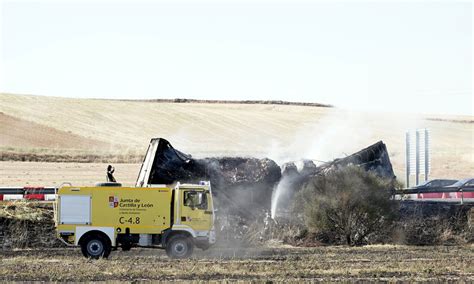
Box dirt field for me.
[0,245,472,281]
[1,93,473,184]
[0,112,109,150]
[0,161,139,187]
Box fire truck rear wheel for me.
[81,235,111,259]
[166,234,194,259]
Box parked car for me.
[446,178,474,199]
[413,179,458,199]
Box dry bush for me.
[395,204,473,245]
[0,201,62,249]
[293,166,398,246]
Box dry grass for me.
[0,245,472,281]
[0,201,62,249]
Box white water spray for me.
[270,173,296,219]
[270,182,283,219]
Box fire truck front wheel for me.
[166,234,194,259]
[80,234,111,259]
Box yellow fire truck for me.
[54,139,216,259]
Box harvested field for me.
[0,245,473,281]
[0,112,109,150]
[0,200,472,281]
[1,93,473,183]
[0,161,139,187]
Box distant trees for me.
[293,166,398,245]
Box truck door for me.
[179,190,212,231]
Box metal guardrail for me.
[0,187,57,195]
[394,186,474,205]
[394,186,474,195]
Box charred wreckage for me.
[145,138,395,217]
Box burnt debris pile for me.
[319,141,395,179]
[199,157,281,215]
[147,139,281,215]
[284,141,395,180]
[146,139,394,216]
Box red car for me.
[414,179,457,199]
[448,178,474,199]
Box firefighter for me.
[106,165,117,182]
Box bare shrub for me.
[293,166,398,245]
[396,203,473,245]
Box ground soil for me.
[0,245,472,281]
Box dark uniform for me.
[106,165,116,182]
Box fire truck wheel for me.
[81,235,111,259]
[166,234,194,259]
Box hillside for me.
[0,93,472,183]
[0,112,109,150]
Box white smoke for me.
[268,110,375,219]
[267,110,375,165]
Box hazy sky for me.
[1,1,472,115]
